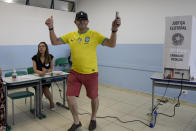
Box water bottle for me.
[12,69,17,80]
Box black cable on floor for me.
[152,80,169,112]
[78,112,151,127]
[158,73,184,118]
[158,104,177,117]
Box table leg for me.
[35,85,39,117]
[56,78,69,110]
[150,80,157,128]
[5,85,8,126]
[38,81,46,119]
[4,85,11,131]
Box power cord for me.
[149,73,184,128]
[54,82,63,99]
[152,80,170,113]
[157,73,184,117]
[148,80,170,128]
[176,73,184,107]
[78,112,151,127]
[157,85,169,103]
[85,72,151,128]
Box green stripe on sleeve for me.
[101,38,107,46]
[60,37,66,44]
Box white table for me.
[3,74,40,126]
[3,71,69,124]
[35,71,69,118]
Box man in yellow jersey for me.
[45,11,121,131]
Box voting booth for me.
[163,16,196,80]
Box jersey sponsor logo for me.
[78,38,82,42]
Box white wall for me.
[77,0,196,44]
[0,2,76,45]
[1,0,196,45]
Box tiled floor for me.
[6,83,196,131]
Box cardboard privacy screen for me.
[163,15,196,80]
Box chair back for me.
[55,57,69,66]
[27,67,34,74]
[5,71,27,77]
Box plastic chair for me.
[27,67,34,74]
[5,71,27,77]
[55,57,70,73]
[6,71,30,104]
[5,70,35,125]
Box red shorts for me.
[66,70,98,99]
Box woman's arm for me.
[33,61,46,76]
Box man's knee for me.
[90,96,99,102]
[66,95,75,103]
[66,95,70,102]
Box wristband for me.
[112,30,118,33]
[49,28,53,30]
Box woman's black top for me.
[32,54,53,88]
[32,54,53,71]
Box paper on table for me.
[3,75,40,83]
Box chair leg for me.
[30,96,32,111]
[42,95,44,111]
[25,88,29,104]
[12,99,15,125]
[34,95,36,118]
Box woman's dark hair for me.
[37,42,51,64]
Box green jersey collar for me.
[78,28,89,34]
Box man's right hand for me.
[45,16,63,45]
[45,16,54,29]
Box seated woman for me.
[32,42,54,110]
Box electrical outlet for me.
[182,90,188,95]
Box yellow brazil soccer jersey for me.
[60,29,107,74]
